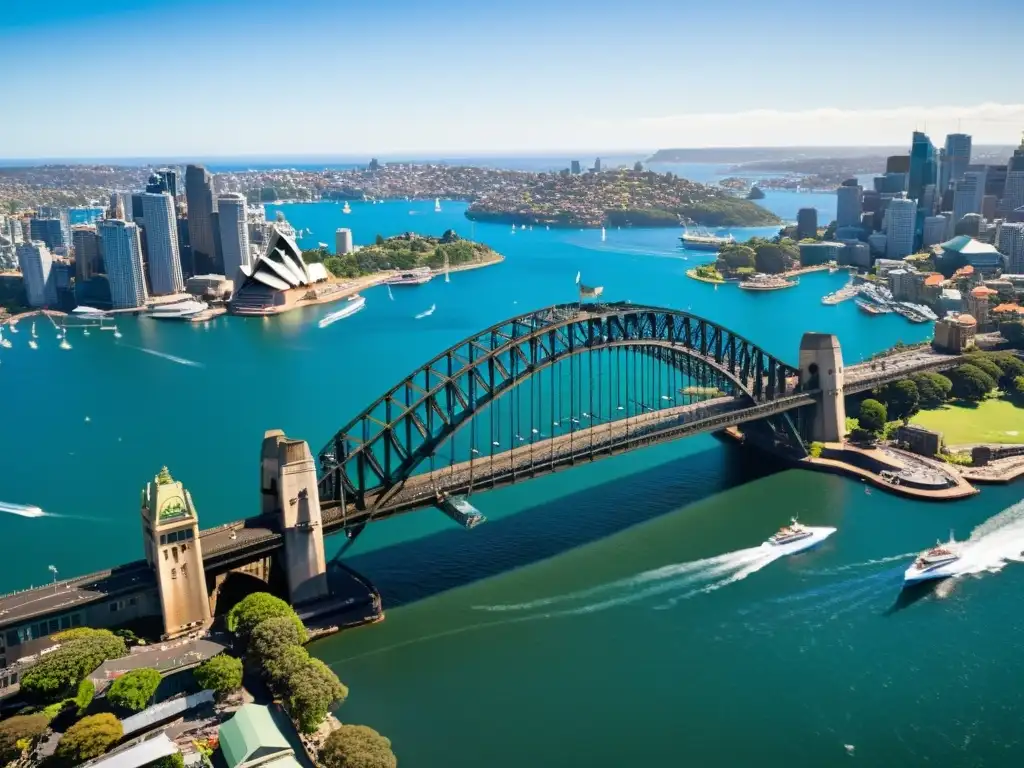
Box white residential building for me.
[140,192,184,295]
[217,193,251,291]
[16,241,57,307]
[886,197,916,259]
[99,219,149,309]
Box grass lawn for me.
[911,397,1024,445]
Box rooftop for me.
[940,235,1000,255]
[219,704,293,768]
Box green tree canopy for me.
[717,244,756,272]
[265,644,312,693]
[107,668,161,712]
[75,678,95,716]
[286,658,349,734]
[250,615,309,668]
[877,379,920,422]
[226,592,304,644]
[320,724,397,768]
[961,354,1003,384]
[21,629,127,702]
[55,713,122,764]
[948,363,996,402]
[971,352,1024,391]
[999,321,1024,347]
[375,234,385,245]
[194,654,243,697]
[753,243,794,274]
[911,372,952,409]
[858,398,888,434]
[145,753,185,768]
[0,713,50,764]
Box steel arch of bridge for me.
[317,302,800,510]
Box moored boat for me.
[147,299,208,321]
[386,266,433,286]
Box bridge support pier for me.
[799,333,846,444]
[261,430,329,605]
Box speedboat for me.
[764,518,836,553]
[904,533,962,584]
[318,295,366,328]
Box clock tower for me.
[141,467,211,638]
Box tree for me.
[877,379,920,422]
[1012,375,1024,400]
[194,654,243,697]
[107,668,161,712]
[717,244,756,272]
[250,616,308,668]
[858,399,887,434]
[55,713,122,764]
[962,354,1003,384]
[21,629,127,702]
[911,372,952,409]
[226,592,305,644]
[999,321,1024,347]
[0,713,50,764]
[948,363,996,402]
[146,754,185,768]
[977,352,1024,390]
[75,678,95,716]
[286,658,348,734]
[753,243,793,274]
[265,645,311,693]
[320,725,397,768]
[375,234,386,246]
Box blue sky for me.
[2,0,1022,158]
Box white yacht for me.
[28,339,38,350]
[73,306,107,319]
[434,197,441,212]
[768,518,814,546]
[904,533,962,584]
[147,299,208,321]
[765,518,836,553]
[318,295,366,328]
[342,201,352,214]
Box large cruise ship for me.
[147,299,208,320]
[679,227,736,251]
[386,266,433,286]
[904,533,962,584]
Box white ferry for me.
[386,266,433,286]
[765,518,837,553]
[904,533,962,584]
[147,299,208,321]
[318,295,366,328]
[679,227,736,251]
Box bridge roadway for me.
[843,347,965,394]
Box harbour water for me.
[2,193,1020,766]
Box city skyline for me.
[1,0,1022,157]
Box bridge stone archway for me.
[316,302,807,515]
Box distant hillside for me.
[645,145,1016,165]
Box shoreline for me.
[685,268,726,285]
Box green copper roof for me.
[218,704,291,768]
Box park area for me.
[911,397,1024,446]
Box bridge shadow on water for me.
[340,439,788,609]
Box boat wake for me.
[474,533,833,617]
[0,501,48,518]
[940,498,1024,578]
[122,344,204,368]
[415,304,436,319]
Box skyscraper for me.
[886,197,916,259]
[1003,138,1024,215]
[998,222,1024,273]
[185,164,219,272]
[570,160,581,175]
[36,207,71,250]
[908,131,936,203]
[217,193,251,290]
[72,225,102,281]
[335,228,354,255]
[940,133,972,192]
[29,218,66,252]
[796,207,818,239]
[16,241,57,307]
[141,192,184,295]
[99,219,149,309]
[836,184,863,229]
[922,215,949,249]
[953,170,987,225]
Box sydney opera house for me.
[230,226,334,315]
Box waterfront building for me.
[933,313,976,352]
[841,241,871,268]
[998,222,1024,273]
[940,133,972,192]
[99,219,149,309]
[140,192,185,295]
[16,241,57,307]
[72,225,102,281]
[953,170,986,224]
[335,228,354,255]
[29,217,66,253]
[885,197,916,259]
[217,193,251,292]
[836,184,862,229]
[230,226,329,315]
[799,242,843,266]
[796,208,818,240]
[185,164,220,273]
[186,274,233,301]
[922,215,949,248]
[888,269,915,300]
[908,131,937,203]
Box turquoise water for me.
[4,195,1020,767]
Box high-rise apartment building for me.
[72,225,102,280]
[145,168,179,197]
[953,170,987,225]
[216,193,251,290]
[185,164,220,273]
[99,219,149,309]
[16,241,57,307]
[922,215,949,248]
[908,131,936,203]
[796,207,818,239]
[999,222,1024,273]
[836,184,863,229]
[886,197,916,259]
[335,228,354,254]
[36,207,71,250]
[140,192,184,295]
[939,133,972,191]
[29,218,66,252]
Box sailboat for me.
[434,198,441,212]
[0,328,10,349]
[8,322,17,333]
[113,326,122,339]
[31,321,37,339]
[59,334,71,350]
[342,201,352,214]
[601,226,607,242]
[444,252,451,283]
[28,339,38,350]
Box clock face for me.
[159,496,188,521]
